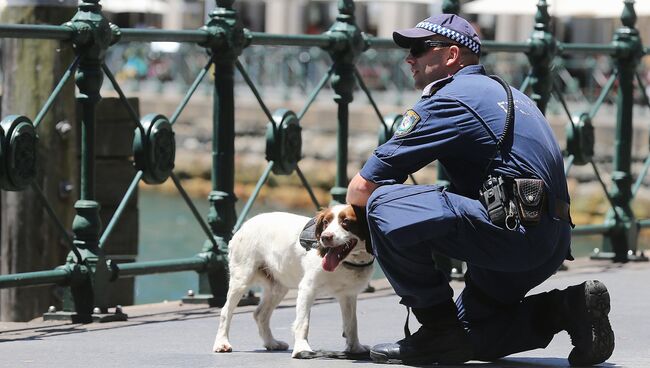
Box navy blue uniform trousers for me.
[366,184,571,360]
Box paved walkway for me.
[1,257,649,368]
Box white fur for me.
[212,204,374,357]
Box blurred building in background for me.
[0,0,643,44]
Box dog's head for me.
[314,204,373,272]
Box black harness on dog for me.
[299,217,374,268]
[299,217,318,251]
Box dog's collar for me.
[342,258,375,269]
[300,216,374,269]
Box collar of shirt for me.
[421,64,487,97]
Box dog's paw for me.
[213,339,233,353]
[291,340,313,358]
[345,343,370,354]
[264,340,289,351]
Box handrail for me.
[117,257,207,278]
[0,24,71,40]
[0,268,71,289]
[119,29,208,43]
[0,25,622,56]
[250,32,332,47]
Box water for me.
[135,190,623,305]
[135,190,210,304]
[136,189,312,304]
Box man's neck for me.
[420,64,480,96]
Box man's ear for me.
[445,45,461,67]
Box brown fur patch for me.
[338,205,366,240]
[314,208,335,241]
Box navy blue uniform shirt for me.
[360,64,569,205]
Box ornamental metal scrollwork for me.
[133,114,175,184]
[0,115,38,191]
[377,114,403,146]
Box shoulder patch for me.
[394,109,420,137]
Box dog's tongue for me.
[322,247,345,272]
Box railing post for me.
[195,0,246,306]
[599,0,644,262]
[526,0,556,113]
[60,0,118,321]
[326,0,367,204]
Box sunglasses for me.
[409,40,458,58]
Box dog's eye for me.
[322,219,329,226]
[341,219,352,228]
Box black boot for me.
[562,280,615,366]
[533,280,615,366]
[369,300,473,365]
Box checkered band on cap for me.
[415,21,481,55]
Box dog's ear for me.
[314,208,328,240]
[314,208,329,257]
[351,205,374,255]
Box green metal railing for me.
[0,0,649,322]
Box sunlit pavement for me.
[1,257,648,368]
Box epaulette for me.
[423,75,454,98]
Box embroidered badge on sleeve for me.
[394,109,421,137]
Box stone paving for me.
[0,257,649,368]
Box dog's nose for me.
[320,232,333,243]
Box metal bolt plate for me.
[0,115,37,191]
[265,109,301,176]
[565,113,594,166]
[134,114,175,184]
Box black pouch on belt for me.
[479,175,511,227]
[512,178,545,226]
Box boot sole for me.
[370,347,472,365]
[568,280,615,366]
[369,350,400,364]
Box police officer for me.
[346,14,614,366]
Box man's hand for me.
[346,173,379,207]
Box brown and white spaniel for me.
[213,204,374,358]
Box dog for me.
[212,204,375,357]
